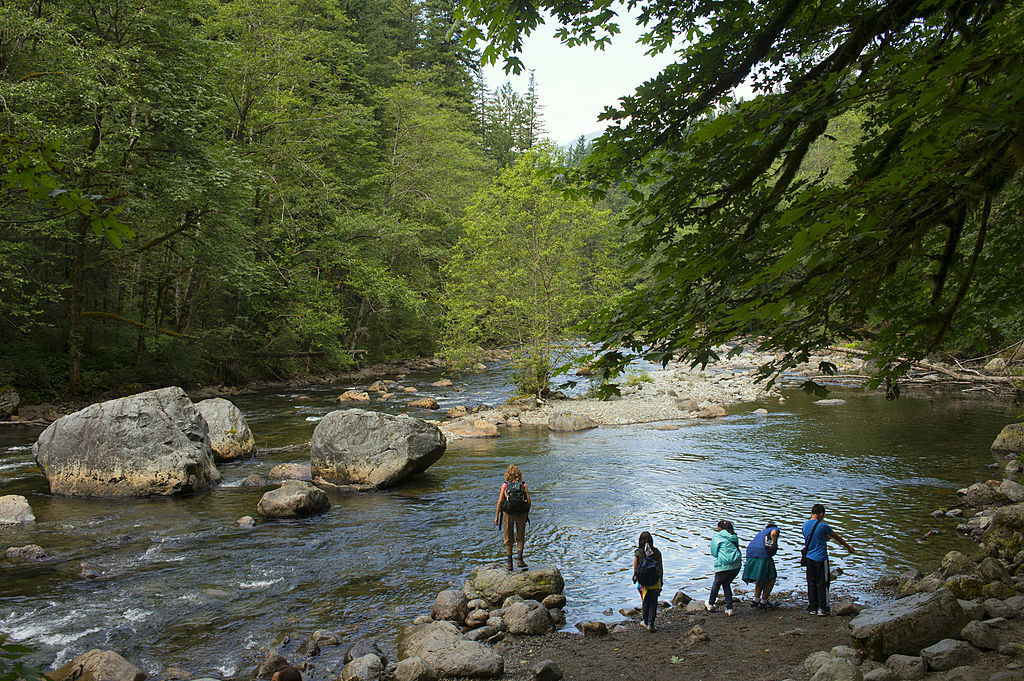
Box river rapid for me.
[0,365,1017,677]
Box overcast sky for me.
[481,14,679,147]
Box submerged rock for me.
[196,398,256,462]
[5,544,47,562]
[310,409,445,489]
[33,387,220,497]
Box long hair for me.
[638,531,654,551]
[504,464,523,482]
[717,519,735,534]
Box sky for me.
[481,14,679,147]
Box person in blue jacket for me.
[742,521,780,608]
[803,503,854,615]
[705,519,742,615]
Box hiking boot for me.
[516,554,528,568]
[647,623,656,633]
[505,557,514,571]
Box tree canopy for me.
[458,0,1024,388]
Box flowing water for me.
[0,366,1017,676]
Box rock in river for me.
[993,423,1024,458]
[50,649,147,681]
[257,480,330,518]
[0,494,35,524]
[310,409,445,489]
[32,387,220,497]
[195,398,256,462]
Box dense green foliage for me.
[0,0,565,398]
[459,0,1024,388]
[442,145,620,395]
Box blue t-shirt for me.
[746,525,780,559]
[802,518,832,562]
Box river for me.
[0,365,1016,677]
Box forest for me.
[0,0,575,400]
[3,0,1023,403]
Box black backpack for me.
[636,553,660,586]
[503,481,530,513]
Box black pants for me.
[806,558,829,612]
[642,589,660,626]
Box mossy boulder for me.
[981,503,1024,560]
[993,423,1024,458]
[982,581,1016,600]
[945,575,985,600]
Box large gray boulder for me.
[0,386,19,420]
[33,387,220,497]
[256,480,330,518]
[397,621,502,678]
[993,423,1024,458]
[0,494,35,524]
[850,589,970,660]
[462,565,564,605]
[310,409,445,489]
[195,398,255,462]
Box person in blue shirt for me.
[802,503,854,615]
[742,521,780,608]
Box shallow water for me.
[0,369,1017,676]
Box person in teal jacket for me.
[705,519,742,615]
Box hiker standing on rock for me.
[495,463,531,571]
[802,503,854,616]
[632,531,664,632]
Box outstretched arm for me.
[828,531,854,553]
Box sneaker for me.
[816,609,828,616]
[505,558,513,571]
[704,600,716,612]
[725,609,734,616]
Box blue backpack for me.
[637,553,660,586]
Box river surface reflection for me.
[0,371,1016,676]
